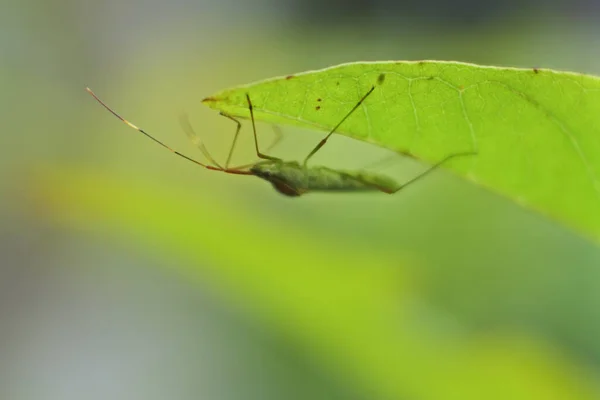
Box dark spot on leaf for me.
[316,106,321,111]
[317,98,322,102]
[427,76,434,80]
[336,81,340,86]
[201,96,219,103]
[533,68,540,74]
[286,75,295,80]
[377,73,386,85]
[418,61,425,65]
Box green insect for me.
[86,83,473,197]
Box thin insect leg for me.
[303,85,376,167]
[179,113,224,169]
[86,87,253,176]
[265,125,284,153]
[226,125,283,170]
[180,113,256,175]
[219,113,242,168]
[360,153,400,171]
[383,151,476,194]
[246,93,281,162]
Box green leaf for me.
[202,61,600,242]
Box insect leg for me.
[179,113,224,169]
[302,85,376,167]
[246,94,281,162]
[224,125,285,170]
[217,113,242,168]
[359,153,399,171]
[265,125,284,153]
[180,113,256,175]
[382,151,476,194]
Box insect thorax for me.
[249,160,399,196]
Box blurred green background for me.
[3,0,600,399]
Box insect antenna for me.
[86,87,252,176]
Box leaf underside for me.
[203,61,600,242]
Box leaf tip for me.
[201,96,218,104]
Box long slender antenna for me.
[86,87,241,173]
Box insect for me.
[86,83,473,197]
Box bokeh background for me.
[3,0,600,399]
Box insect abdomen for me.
[303,167,397,192]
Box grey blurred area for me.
[3,0,600,399]
[291,0,595,25]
